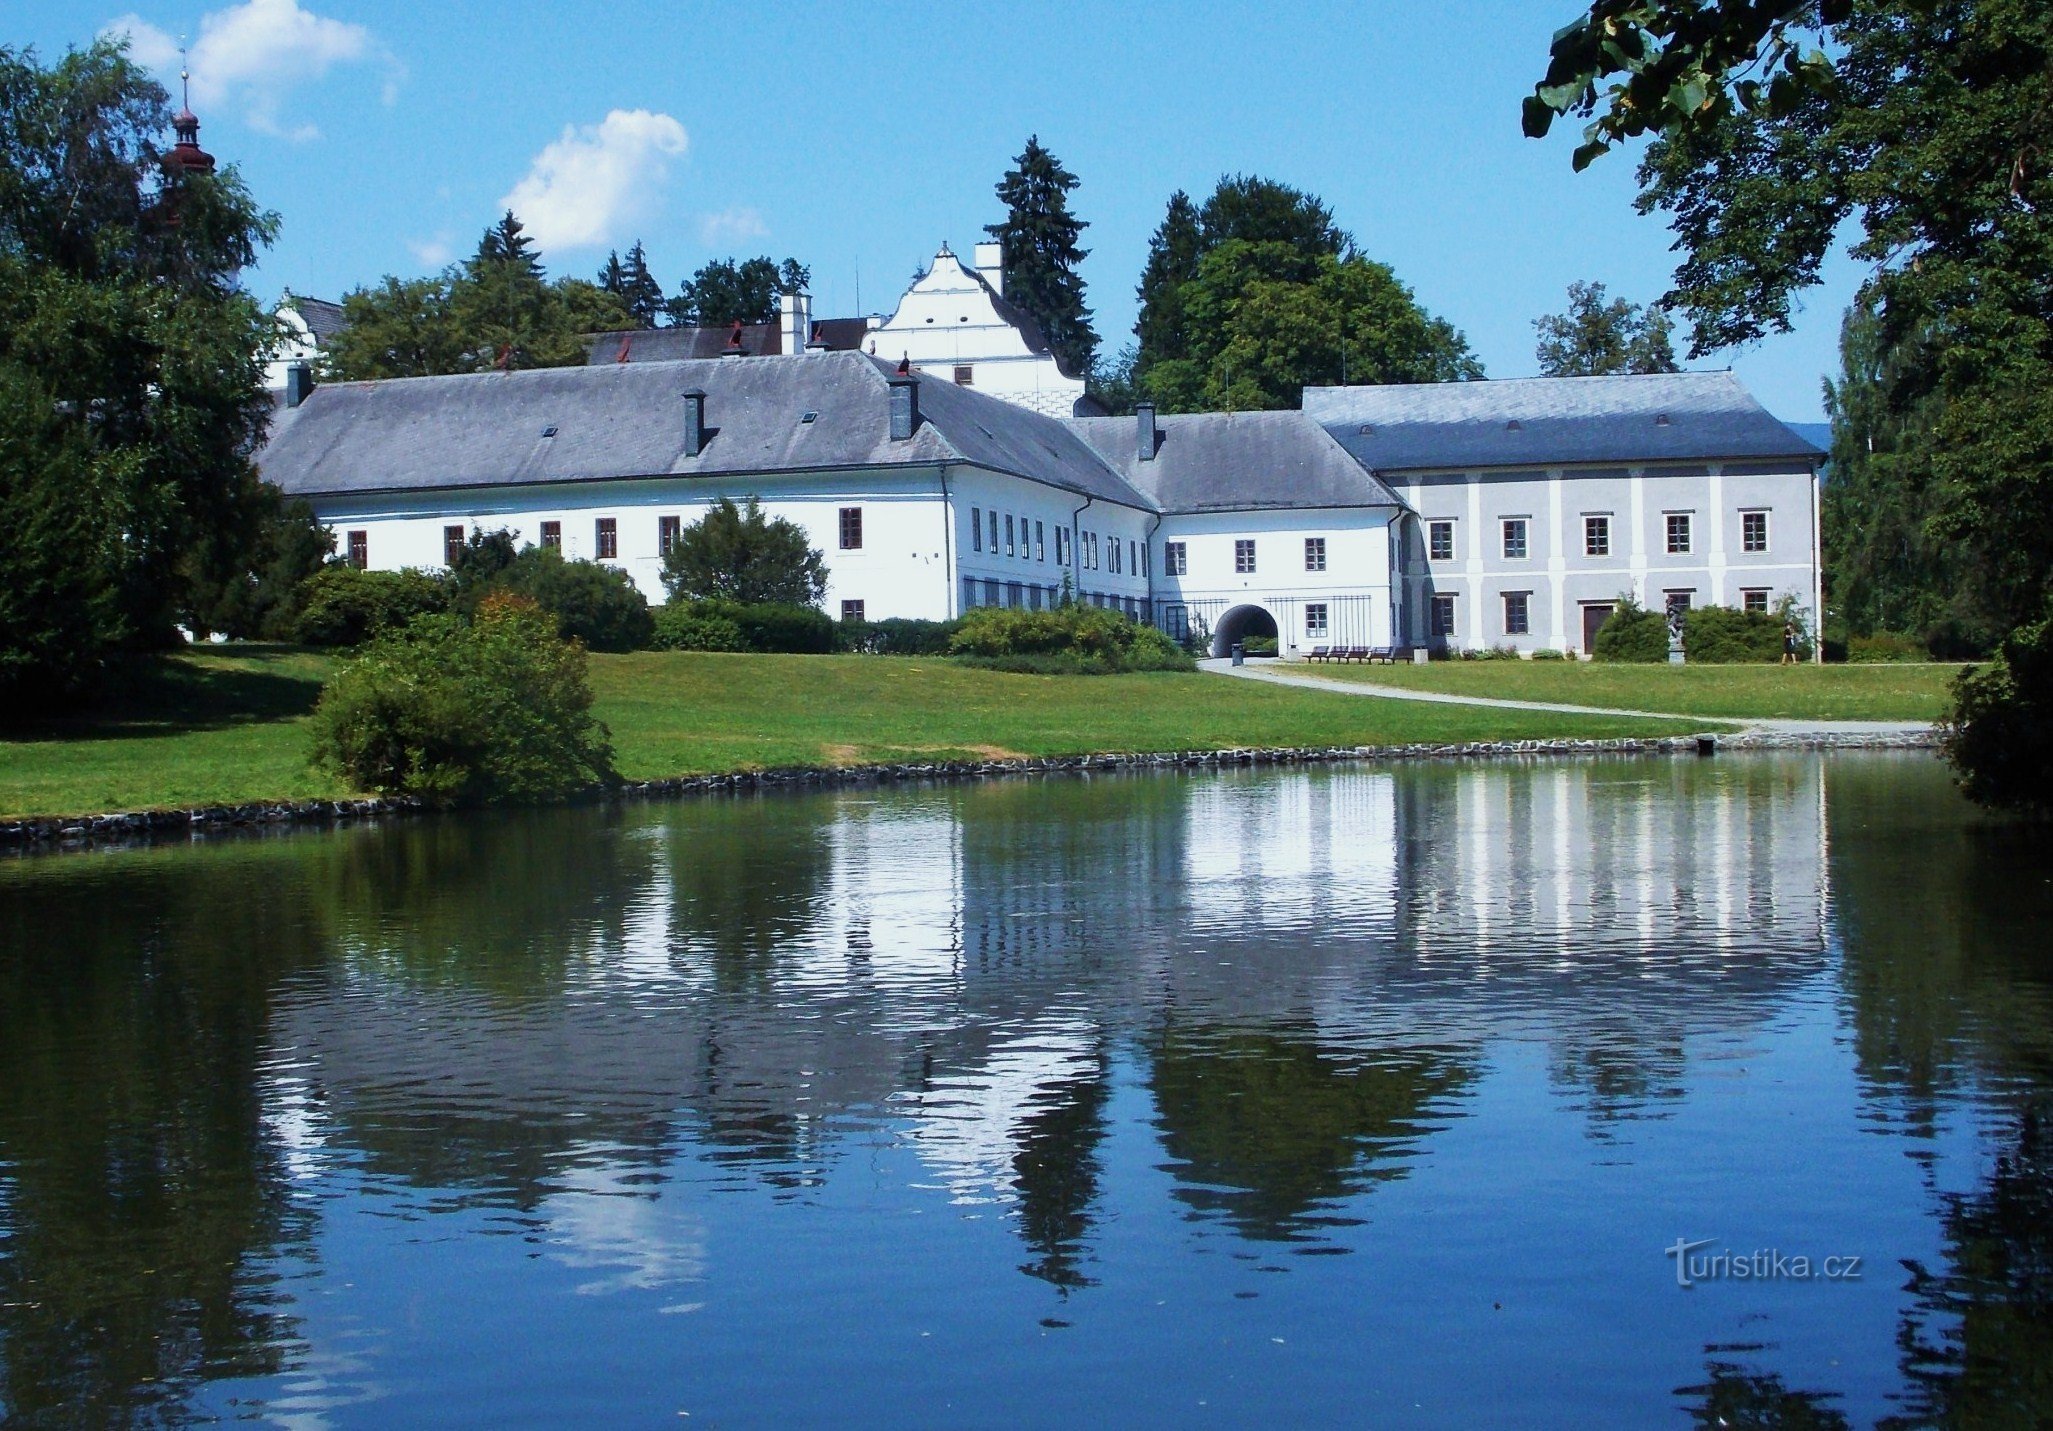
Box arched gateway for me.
[1210,604,1279,659]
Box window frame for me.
[659,514,682,552]
[443,524,465,568]
[840,599,865,623]
[346,529,368,569]
[1665,511,1693,555]
[1742,588,1770,613]
[1035,520,1045,562]
[1234,538,1257,574]
[1501,518,1529,561]
[595,517,618,560]
[839,506,863,551]
[970,506,983,553]
[1305,602,1329,637]
[1305,536,1327,572]
[1431,592,1457,638]
[1741,510,1769,553]
[1503,590,1531,636]
[540,520,562,551]
[1164,541,1187,576]
[1584,514,1611,558]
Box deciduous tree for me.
[1533,280,1678,376]
[659,498,828,607]
[669,256,808,327]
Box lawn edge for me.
[2,728,1938,854]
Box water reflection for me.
[0,754,2047,1425]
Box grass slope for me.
[1,647,1692,821]
[1299,660,1961,721]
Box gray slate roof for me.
[1302,371,1823,472]
[1067,411,1404,513]
[585,324,780,364]
[285,295,347,344]
[258,351,1150,508]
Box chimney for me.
[779,289,811,356]
[973,241,1004,296]
[1136,402,1157,461]
[805,321,832,353]
[683,389,708,456]
[284,361,314,409]
[888,366,921,441]
[721,319,747,357]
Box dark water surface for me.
[2,754,2049,1428]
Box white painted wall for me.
[264,303,324,390]
[1152,507,1400,655]
[952,468,1152,615]
[867,245,1086,419]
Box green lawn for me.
[0,646,1703,820]
[1294,658,1964,721]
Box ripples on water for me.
[1,752,2049,1427]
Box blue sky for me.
[21,0,1862,419]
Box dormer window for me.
[801,411,818,423]
[954,365,973,386]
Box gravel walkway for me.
[1200,659,1938,738]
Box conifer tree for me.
[615,241,667,328]
[1134,190,1202,371]
[985,136,1098,379]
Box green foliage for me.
[653,600,836,654]
[324,211,631,379]
[1531,648,1568,661]
[308,593,616,807]
[1944,606,2053,817]
[0,39,281,709]
[480,545,652,653]
[597,240,667,329]
[1241,635,1279,657]
[1134,190,1202,376]
[659,497,829,607]
[1592,597,1671,663]
[986,135,1098,379]
[1682,604,1786,663]
[1533,280,1679,375]
[1846,631,1929,663]
[948,605,1194,674]
[293,565,450,647]
[651,603,747,653]
[181,492,332,641]
[839,617,963,655]
[668,256,808,327]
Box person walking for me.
[1782,620,1799,666]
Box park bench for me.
[1306,645,1334,662]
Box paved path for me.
[1198,659,1936,738]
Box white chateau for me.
[261,346,1820,659]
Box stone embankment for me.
[1,728,1940,854]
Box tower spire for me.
[163,43,216,178]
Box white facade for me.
[867,244,1087,419]
[1397,461,1820,655]
[1151,508,1402,656]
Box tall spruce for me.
[1134,191,1202,372]
[611,241,667,328]
[985,136,1098,379]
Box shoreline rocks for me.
[1,728,1942,855]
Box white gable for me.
[868,244,1087,419]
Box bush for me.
[1943,606,2053,816]
[1530,648,1567,661]
[948,604,1193,674]
[294,565,450,647]
[487,546,653,653]
[652,603,747,652]
[1592,598,1670,662]
[1682,605,1784,663]
[1241,634,1279,656]
[839,617,962,655]
[308,593,616,807]
[651,599,837,654]
[1847,630,1929,663]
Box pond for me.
[1,754,2048,1427]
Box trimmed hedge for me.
[653,599,836,654]
[839,617,963,655]
[948,604,1193,674]
[1682,605,1785,663]
[1591,599,1670,663]
[294,566,450,647]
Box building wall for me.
[1152,507,1399,654]
[869,247,1086,419]
[312,468,961,622]
[952,469,1152,616]
[1398,462,1818,654]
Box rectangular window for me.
[1742,510,1769,553]
[962,577,978,610]
[1035,520,1045,561]
[841,599,865,622]
[1028,584,1043,611]
[540,520,561,550]
[659,515,682,551]
[953,364,973,386]
[1584,515,1611,558]
[596,517,618,559]
[1129,539,1137,576]
[1007,580,1023,608]
[1305,537,1326,572]
[1432,593,1457,638]
[1055,528,1067,565]
[1742,588,1770,613]
[1142,543,1150,578]
[989,511,999,553]
[1165,541,1187,576]
[1504,591,1530,636]
[1088,533,1098,570]
[1666,512,1693,554]
[1165,605,1190,641]
[1005,514,1015,556]
[1306,602,1329,637]
[984,578,1000,607]
[1235,539,1256,574]
[346,529,368,569]
[1502,518,1528,560]
[443,524,465,567]
[1110,539,1121,575]
[971,506,982,553]
[839,507,863,551]
[1665,590,1694,618]
[1428,520,1455,562]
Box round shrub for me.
[487,546,653,653]
[308,593,616,807]
[651,599,836,653]
[652,602,747,652]
[949,604,1193,673]
[1592,598,1670,663]
[294,565,450,647]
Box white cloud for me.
[699,206,767,248]
[103,0,398,141]
[408,235,455,267]
[498,110,689,253]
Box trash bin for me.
[1231,641,1244,667]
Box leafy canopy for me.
[0,38,280,711]
[1533,280,1678,375]
[985,135,1098,380]
[659,497,829,607]
[669,256,808,327]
